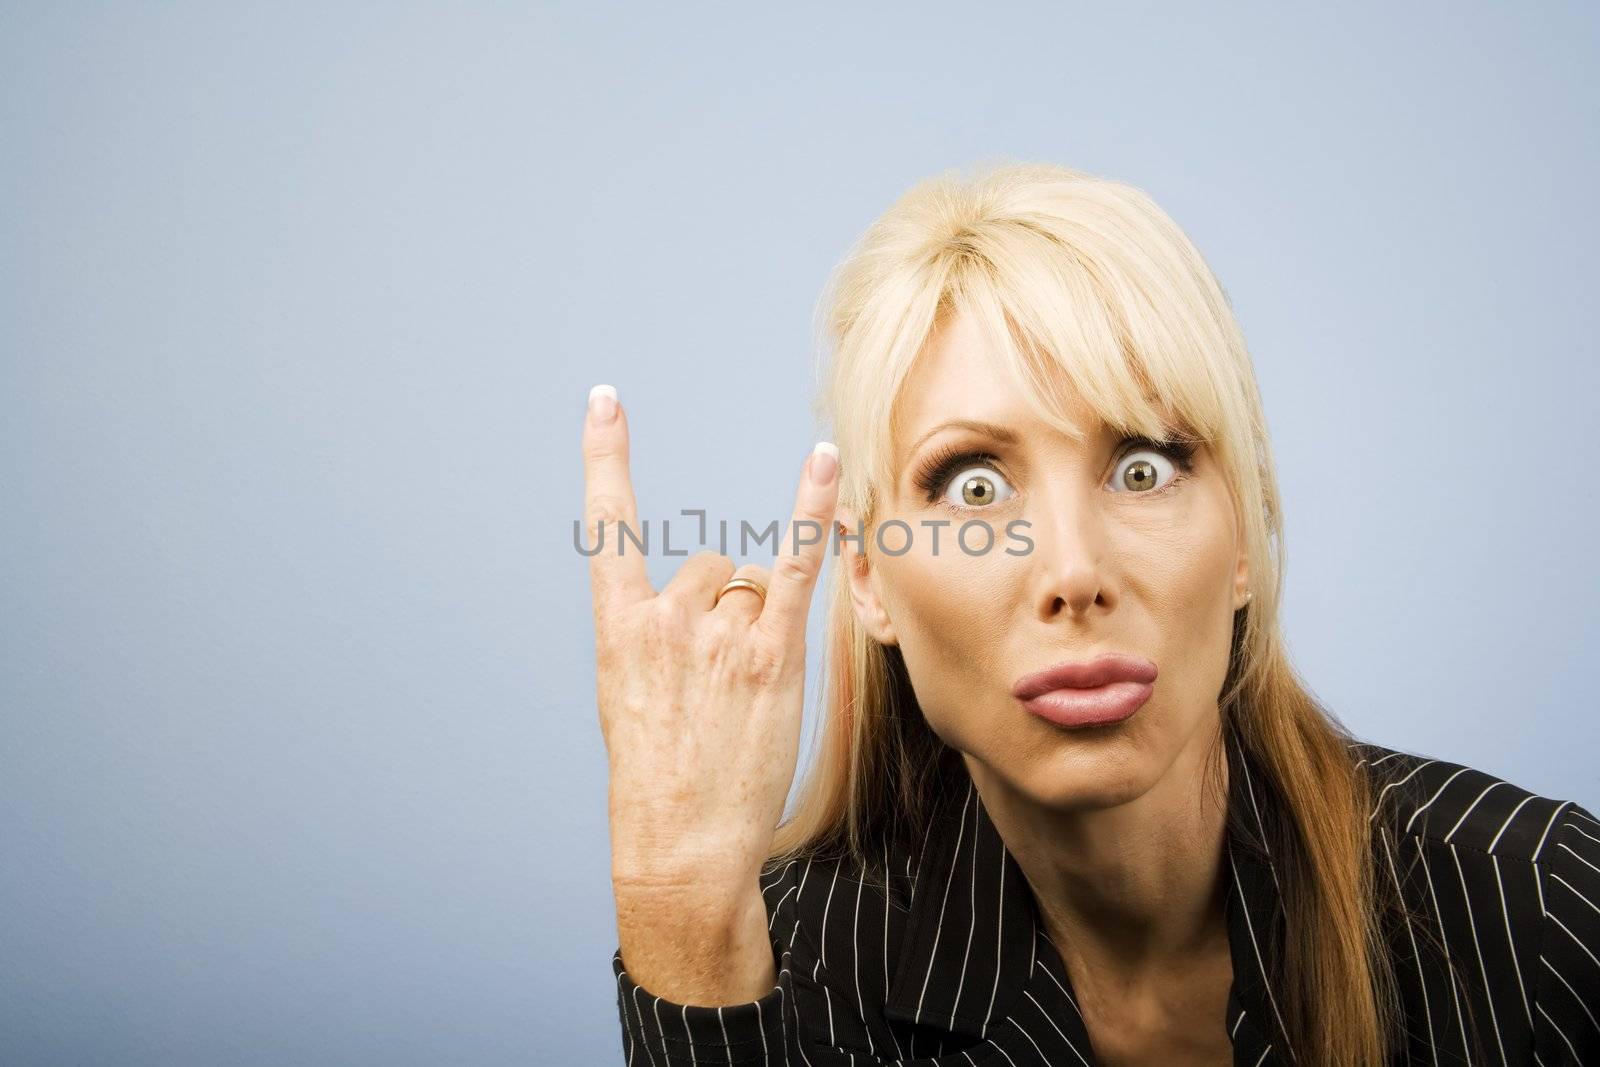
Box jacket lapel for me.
[1224,846,1291,1057]
[1222,725,1296,1064]
[881,764,1041,1040]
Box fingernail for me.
[810,441,838,484]
[589,384,618,424]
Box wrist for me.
[612,862,759,914]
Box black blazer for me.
[612,730,1600,1065]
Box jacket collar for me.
[881,726,1292,1063]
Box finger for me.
[712,563,771,625]
[582,384,653,620]
[758,442,839,646]
[661,550,736,612]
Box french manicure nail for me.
[589,384,618,423]
[811,441,838,484]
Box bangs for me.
[941,223,1222,456]
[828,165,1258,530]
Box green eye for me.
[1108,436,1199,494]
[1112,451,1176,493]
[943,464,1015,510]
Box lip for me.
[1012,652,1158,729]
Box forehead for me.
[892,308,1099,459]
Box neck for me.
[962,717,1231,982]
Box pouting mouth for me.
[1011,652,1158,700]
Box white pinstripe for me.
[652,997,668,1067]
[1415,834,1475,1064]
[1532,802,1572,864]
[1449,842,1508,1066]
[1488,795,1538,853]
[1380,825,1441,1067]
[617,971,637,1067]
[631,985,659,1067]
[1407,766,1473,834]
[1538,1002,1580,1061]
[769,885,798,931]
[1443,781,1507,844]
[1007,1013,1051,1065]
[981,843,1006,1039]
[1021,988,1092,1067]
[849,853,876,1057]
[1228,842,1295,1062]
[789,858,813,950]
[1490,853,1534,1029]
[1370,759,1439,823]
[1557,842,1600,881]
[1550,870,1600,919]
[1546,910,1600,972]
[1571,809,1600,831]
[914,782,973,1025]
[950,789,982,1024]
[818,863,840,970]
[1033,934,1084,1016]
[880,838,904,1062]
[1538,958,1599,1040]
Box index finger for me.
[758,442,839,645]
[582,384,653,619]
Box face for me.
[840,308,1251,811]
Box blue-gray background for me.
[3,3,1596,1063]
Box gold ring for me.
[715,577,768,606]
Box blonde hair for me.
[766,160,1457,1065]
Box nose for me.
[1027,486,1113,622]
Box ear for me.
[1232,542,1252,612]
[835,504,898,647]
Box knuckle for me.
[584,436,626,463]
[672,549,724,582]
[693,615,742,657]
[744,639,788,687]
[771,551,814,588]
[588,492,630,525]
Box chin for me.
[1021,729,1157,799]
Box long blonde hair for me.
[766,160,1449,1065]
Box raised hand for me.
[583,383,840,912]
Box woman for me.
[586,162,1600,1065]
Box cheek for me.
[1115,481,1237,590]
[875,538,1021,704]
[1127,505,1239,690]
[883,546,1011,648]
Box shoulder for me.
[1350,737,1591,865]
[1348,739,1600,1061]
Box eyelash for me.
[912,435,1200,508]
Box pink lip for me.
[1012,652,1158,729]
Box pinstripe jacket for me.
[612,730,1600,1065]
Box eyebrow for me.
[908,419,1022,454]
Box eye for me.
[1107,437,1197,495]
[912,447,1017,511]
[940,463,1016,510]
